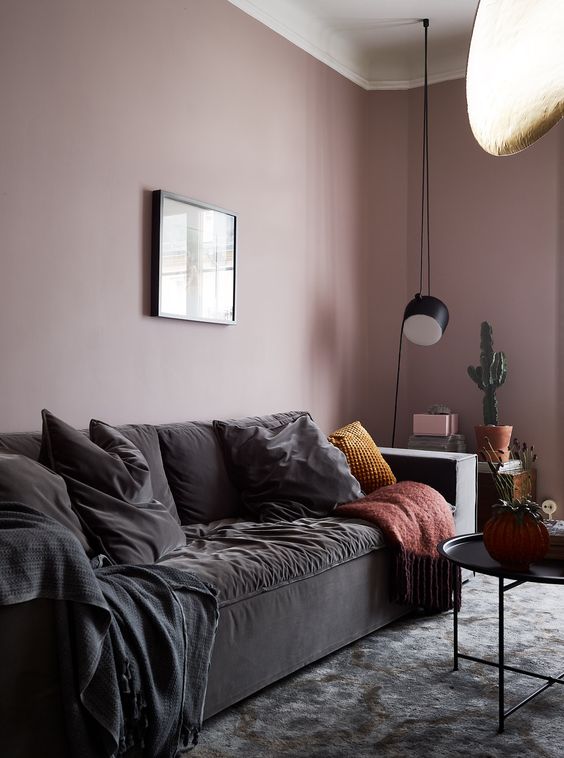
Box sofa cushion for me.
[0,432,42,460]
[156,411,307,525]
[222,411,307,429]
[161,516,386,606]
[115,424,179,523]
[157,421,240,524]
[0,453,91,553]
[40,410,186,564]
[328,421,396,494]
[13,419,180,521]
[214,414,362,522]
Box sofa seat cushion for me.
[159,517,385,607]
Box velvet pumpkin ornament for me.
[483,501,549,571]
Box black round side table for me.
[438,533,564,733]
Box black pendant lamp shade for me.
[402,294,449,346]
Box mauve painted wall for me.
[400,80,564,507]
[359,92,409,443]
[3,1,560,507]
[0,0,406,436]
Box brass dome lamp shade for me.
[467,0,564,156]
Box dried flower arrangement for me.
[481,437,537,505]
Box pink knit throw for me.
[335,481,460,612]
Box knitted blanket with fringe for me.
[0,503,219,757]
[335,481,460,612]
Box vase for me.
[483,508,549,570]
[475,424,513,463]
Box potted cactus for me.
[467,321,512,461]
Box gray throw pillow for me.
[116,423,180,523]
[214,414,362,522]
[0,452,91,553]
[41,410,186,565]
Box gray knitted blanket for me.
[0,503,219,757]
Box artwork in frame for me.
[151,190,237,324]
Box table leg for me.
[498,576,505,733]
[453,564,459,671]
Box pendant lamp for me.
[391,19,449,446]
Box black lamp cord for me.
[419,18,430,297]
[392,18,429,447]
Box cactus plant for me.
[467,321,507,425]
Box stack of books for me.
[477,459,522,474]
[408,433,467,453]
[545,520,564,560]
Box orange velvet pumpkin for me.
[483,509,549,570]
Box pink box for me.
[413,413,459,436]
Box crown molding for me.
[227,0,466,90]
[366,67,467,91]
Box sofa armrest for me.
[380,448,477,536]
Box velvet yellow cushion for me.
[328,421,395,494]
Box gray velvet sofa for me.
[0,412,477,757]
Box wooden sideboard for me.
[477,469,537,530]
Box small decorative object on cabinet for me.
[409,404,466,453]
[481,439,548,569]
[413,405,459,436]
[467,321,511,460]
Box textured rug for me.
[197,574,563,757]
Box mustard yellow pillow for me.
[328,421,396,494]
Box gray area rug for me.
[197,573,563,757]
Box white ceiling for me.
[227,0,480,89]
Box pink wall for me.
[0,0,406,436]
[401,80,564,507]
[357,92,409,443]
[2,1,560,507]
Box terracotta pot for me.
[483,509,549,570]
[474,424,513,463]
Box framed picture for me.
[151,190,237,324]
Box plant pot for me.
[483,508,549,570]
[474,425,513,463]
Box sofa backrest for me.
[0,410,307,526]
[155,410,306,524]
[156,421,240,524]
[0,432,42,460]
[0,425,177,522]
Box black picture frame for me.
[151,190,237,324]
